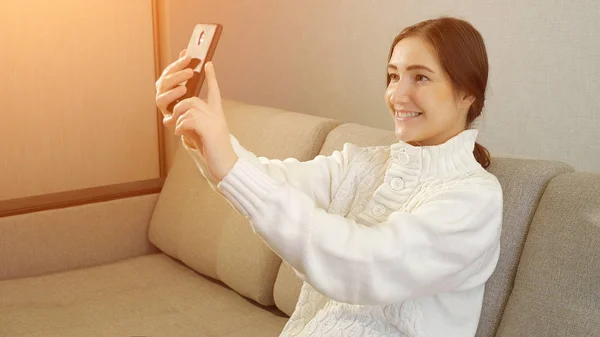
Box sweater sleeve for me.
[216,157,503,305]
[181,135,350,210]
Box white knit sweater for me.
[182,128,503,337]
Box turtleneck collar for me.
[388,129,482,180]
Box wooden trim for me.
[0,178,165,218]
[151,0,167,179]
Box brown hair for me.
[387,17,491,169]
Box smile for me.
[395,111,423,120]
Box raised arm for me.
[182,135,352,210]
[164,58,351,210]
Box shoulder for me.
[462,168,503,198]
[448,169,503,218]
[418,168,503,213]
[451,169,503,207]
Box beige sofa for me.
[1,100,598,337]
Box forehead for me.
[389,37,440,70]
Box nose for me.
[390,76,413,104]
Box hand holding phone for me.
[166,23,223,112]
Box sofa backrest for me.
[495,172,600,337]
[0,194,159,281]
[477,158,573,337]
[148,100,340,306]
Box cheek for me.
[384,87,394,103]
[434,85,454,103]
[418,85,455,113]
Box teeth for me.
[396,111,422,118]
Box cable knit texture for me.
[182,128,503,337]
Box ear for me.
[458,92,476,112]
[462,92,476,106]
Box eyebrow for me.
[387,64,435,73]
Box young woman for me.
[155,16,503,337]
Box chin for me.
[392,112,429,144]
[394,130,421,144]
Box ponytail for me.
[473,142,491,169]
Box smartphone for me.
[168,23,223,112]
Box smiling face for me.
[385,37,474,146]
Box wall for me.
[159,0,600,173]
[0,0,160,200]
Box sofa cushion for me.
[476,158,573,337]
[0,253,288,336]
[149,100,340,306]
[273,261,304,316]
[496,172,600,337]
[273,122,397,315]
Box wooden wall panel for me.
[0,0,160,201]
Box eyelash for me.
[415,74,430,82]
[388,73,430,82]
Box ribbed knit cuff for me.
[217,157,280,218]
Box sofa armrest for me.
[0,179,163,281]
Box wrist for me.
[204,131,238,182]
[214,137,238,182]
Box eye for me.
[415,74,430,82]
[388,73,400,81]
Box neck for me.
[405,125,469,147]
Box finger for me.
[173,97,208,121]
[156,68,194,94]
[162,113,177,128]
[205,62,222,108]
[163,105,194,127]
[175,108,192,121]
[161,53,191,77]
[175,108,195,128]
[174,114,196,137]
[174,118,187,136]
[156,86,187,113]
